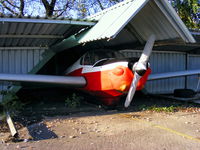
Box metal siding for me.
[122,50,186,94]
[21,50,27,74]
[15,50,21,74]
[33,50,40,66]
[39,24,51,35]
[187,55,200,91]
[17,22,26,34]
[9,50,15,73]
[0,17,95,47]
[27,50,34,72]
[0,48,46,91]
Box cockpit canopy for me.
[81,50,125,66]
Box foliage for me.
[0,0,123,18]
[169,0,200,29]
[0,0,199,28]
[0,0,24,16]
[146,105,178,113]
[0,91,24,115]
[65,93,83,108]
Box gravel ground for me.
[0,95,200,150]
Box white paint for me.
[82,62,128,73]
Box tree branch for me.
[0,1,18,15]
[41,0,57,17]
[19,0,24,16]
[4,0,19,9]
[54,1,70,18]
[41,0,50,13]
[50,0,56,8]
[96,0,104,10]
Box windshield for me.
[81,50,125,65]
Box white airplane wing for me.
[0,74,86,88]
[148,69,200,81]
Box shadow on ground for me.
[1,90,200,142]
[27,123,58,141]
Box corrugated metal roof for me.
[0,16,96,47]
[79,0,195,44]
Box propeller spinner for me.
[124,34,156,108]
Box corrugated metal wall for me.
[187,54,200,92]
[0,48,46,91]
[0,48,199,95]
[122,50,186,94]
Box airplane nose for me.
[112,67,124,76]
[119,84,128,91]
[128,60,150,73]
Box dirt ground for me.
[0,95,200,150]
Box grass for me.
[146,105,178,113]
[134,95,200,113]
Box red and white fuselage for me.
[65,51,151,106]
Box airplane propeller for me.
[124,34,156,108]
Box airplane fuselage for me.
[66,56,151,106]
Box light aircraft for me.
[64,49,151,106]
[0,35,200,107]
[0,35,155,107]
[64,35,156,107]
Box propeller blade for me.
[124,72,141,107]
[124,34,156,108]
[138,34,156,65]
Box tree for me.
[0,0,199,29]
[0,0,25,16]
[41,0,56,17]
[0,0,75,18]
[169,0,200,29]
[0,0,122,18]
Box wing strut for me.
[0,74,86,88]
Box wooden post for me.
[6,112,18,138]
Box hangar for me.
[0,0,200,101]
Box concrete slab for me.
[1,109,200,150]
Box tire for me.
[174,89,196,98]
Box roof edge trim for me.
[87,0,134,20]
[0,17,96,26]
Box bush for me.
[0,91,24,115]
[65,93,83,108]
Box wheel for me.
[174,89,196,98]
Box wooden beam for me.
[6,112,18,137]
